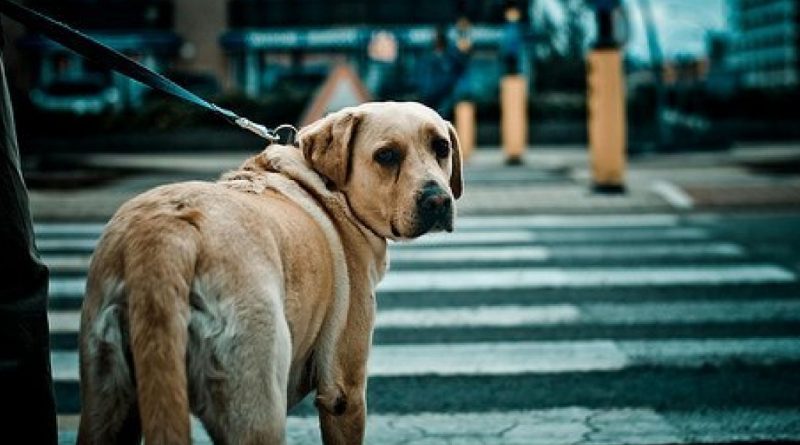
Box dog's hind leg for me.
[77,303,141,445]
[193,288,292,445]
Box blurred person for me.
[501,1,523,75]
[418,25,471,118]
[0,18,58,444]
[365,30,399,98]
[446,16,475,111]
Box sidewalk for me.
[25,144,800,221]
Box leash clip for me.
[235,117,280,143]
[234,117,297,146]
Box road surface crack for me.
[576,411,602,445]
[497,420,520,437]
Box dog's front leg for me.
[316,284,376,445]
[317,381,366,445]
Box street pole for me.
[455,101,476,160]
[587,0,626,193]
[500,1,527,165]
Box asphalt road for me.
[38,211,800,444]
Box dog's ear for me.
[446,122,464,199]
[298,110,361,188]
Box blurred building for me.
[15,0,180,112]
[727,0,799,89]
[221,0,522,101]
[8,0,528,112]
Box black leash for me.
[0,0,292,143]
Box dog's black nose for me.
[419,181,451,213]
[416,182,453,233]
[420,190,452,213]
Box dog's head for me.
[299,102,463,240]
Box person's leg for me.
[0,44,58,444]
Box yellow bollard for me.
[587,49,626,193]
[501,75,527,165]
[454,101,476,161]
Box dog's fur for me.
[76,102,463,445]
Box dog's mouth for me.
[391,212,454,239]
[408,216,453,238]
[422,218,453,235]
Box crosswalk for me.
[37,213,800,444]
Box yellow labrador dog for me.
[77,102,462,445]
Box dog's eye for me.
[374,147,402,166]
[432,138,450,159]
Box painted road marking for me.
[50,278,86,298]
[50,340,629,380]
[50,337,800,381]
[398,227,709,247]
[34,214,679,238]
[389,242,744,263]
[35,227,710,252]
[61,304,566,333]
[368,338,800,376]
[48,264,795,299]
[376,265,796,292]
[455,213,681,229]
[34,223,106,237]
[652,181,694,210]
[41,254,93,273]
[42,242,746,274]
[375,300,800,328]
[49,299,800,333]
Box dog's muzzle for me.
[416,181,453,234]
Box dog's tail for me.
[125,216,199,444]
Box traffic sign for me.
[299,64,372,127]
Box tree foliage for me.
[533,0,590,92]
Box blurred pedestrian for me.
[501,1,523,75]
[365,30,399,98]
[418,24,471,118]
[0,19,58,444]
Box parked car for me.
[30,76,120,115]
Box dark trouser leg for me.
[0,52,58,444]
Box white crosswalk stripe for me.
[389,242,745,263]
[45,264,796,299]
[49,300,800,333]
[393,227,710,247]
[41,242,747,273]
[49,337,800,381]
[33,214,800,443]
[36,227,713,252]
[377,265,795,291]
[34,214,681,237]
